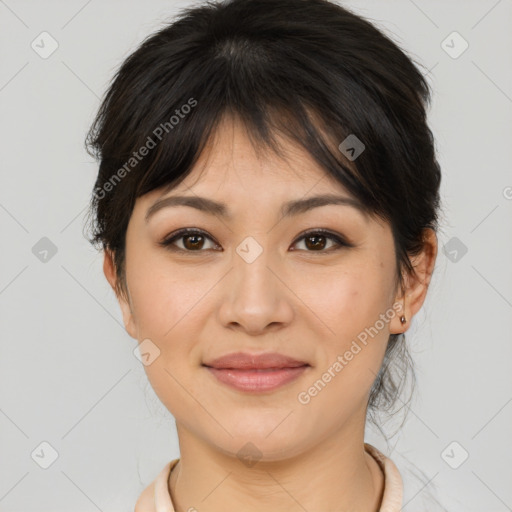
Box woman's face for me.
[108,116,423,461]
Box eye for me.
[159,228,352,254]
[290,229,352,253]
[159,228,220,252]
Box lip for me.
[203,351,309,370]
[202,352,310,393]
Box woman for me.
[85,0,441,510]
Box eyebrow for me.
[145,193,369,222]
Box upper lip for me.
[203,352,309,370]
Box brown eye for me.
[159,228,351,254]
[291,229,352,253]
[304,234,328,250]
[160,229,219,252]
[182,233,205,250]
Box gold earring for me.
[400,297,407,325]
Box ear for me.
[389,228,438,334]
[103,250,137,339]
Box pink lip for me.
[203,352,310,392]
[205,366,309,392]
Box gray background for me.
[1,0,511,510]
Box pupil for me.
[306,235,325,250]
[185,234,203,250]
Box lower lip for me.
[205,366,309,392]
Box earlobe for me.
[102,250,138,340]
[389,292,408,335]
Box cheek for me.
[299,263,392,339]
[125,251,215,398]
[294,273,393,417]
[126,248,204,339]
[299,259,394,394]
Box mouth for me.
[202,352,310,393]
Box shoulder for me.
[364,443,403,511]
[134,479,156,512]
[134,459,179,512]
[372,445,450,512]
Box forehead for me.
[140,115,377,228]
[164,114,353,198]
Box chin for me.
[217,416,307,455]
[217,434,305,463]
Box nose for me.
[217,246,294,336]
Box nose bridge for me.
[218,235,293,333]
[233,234,279,306]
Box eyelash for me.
[159,228,353,254]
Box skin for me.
[104,115,438,512]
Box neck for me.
[169,423,384,512]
